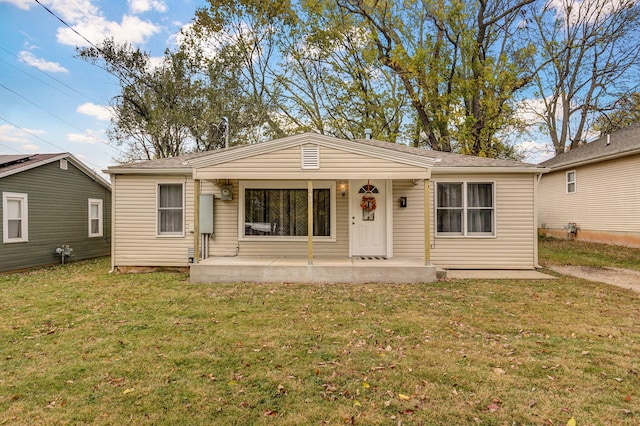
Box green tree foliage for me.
[593,93,640,136]
[78,39,261,161]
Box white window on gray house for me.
[2,192,28,243]
[88,198,103,237]
[157,183,184,236]
[436,182,495,237]
[566,170,576,193]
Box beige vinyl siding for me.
[430,173,536,269]
[195,145,429,180]
[539,153,640,234]
[202,180,239,256]
[393,180,426,257]
[113,174,194,267]
[237,180,349,257]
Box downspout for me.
[533,172,543,268]
[109,174,116,274]
[194,179,200,264]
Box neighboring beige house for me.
[106,133,545,283]
[538,124,640,248]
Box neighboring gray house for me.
[538,123,640,247]
[1,153,111,272]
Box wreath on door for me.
[360,193,377,211]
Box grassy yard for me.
[539,236,640,271]
[1,245,639,425]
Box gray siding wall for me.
[0,161,111,272]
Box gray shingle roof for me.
[353,138,539,168]
[108,133,539,172]
[540,122,640,170]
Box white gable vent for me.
[60,158,68,170]
[301,145,320,169]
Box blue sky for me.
[0,0,208,177]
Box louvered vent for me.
[301,145,320,169]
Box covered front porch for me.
[190,256,439,284]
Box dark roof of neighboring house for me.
[0,153,111,189]
[540,122,640,170]
[106,133,542,173]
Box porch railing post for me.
[424,179,431,266]
[307,180,313,265]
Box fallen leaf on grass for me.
[353,400,362,407]
[122,388,134,394]
[493,368,505,375]
[566,417,576,426]
[263,409,277,416]
[624,395,631,402]
[398,393,411,400]
[487,404,500,412]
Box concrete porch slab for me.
[190,256,437,284]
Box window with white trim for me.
[566,170,576,193]
[241,181,335,240]
[436,182,495,237]
[2,192,28,243]
[157,183,184,236]
[88,198,103,237]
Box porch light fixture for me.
[340,181,347,197]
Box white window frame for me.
[239,180,336,242]
[566,170,576,194]
[2,192,28,243]
[156,183,185,237]
[435,181,496,238]
[88,198,103,238]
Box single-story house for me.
[1,153,111,272]
[538,123,640,248]
[106,133,546,283]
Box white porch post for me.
[307,180,314,265]
[194,179,200,264]
[424,179,431,266]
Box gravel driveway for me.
[547,265,640,294]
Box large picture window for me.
[157,183,184,236]
[436,182,495,237]
[241,182,334,239]
[2,192,28,243]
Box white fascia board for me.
[432,166,549,174]
[105,167,193,176]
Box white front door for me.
[350,180,386,257]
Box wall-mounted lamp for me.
[340,181,347,197]
[399,196,407,208]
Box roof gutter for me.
[104,167,193,176]
[432,166,549,174]
[544,149,640,172]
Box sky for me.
[0,0,556,181]
[0,0,208,178]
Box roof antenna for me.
[364,128,372,140]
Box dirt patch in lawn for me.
[547,264,640,293]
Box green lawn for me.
[1,243,639,425]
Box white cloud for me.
[147,55,166,71]
[77,102,114,121]
[0,124,45,144]
[129,0,167,14]
[0,0,31,10]
[18,51,69,73]
[66,129,100,144]
[56,14,161,47]
[515,140,555,164]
